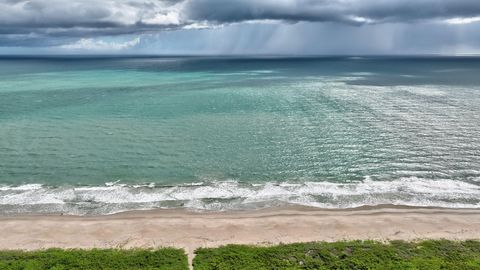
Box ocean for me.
[1,56,479,215]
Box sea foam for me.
[0,177,479,215]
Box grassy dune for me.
[0,248,188,270]
[1,240,480,269]
[193,240,480,270]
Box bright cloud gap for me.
[60,38,141,51]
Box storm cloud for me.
[1,0,480,52]
[185,0,480,25]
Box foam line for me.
[0,177,479,215]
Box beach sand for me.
[1,206,479,265]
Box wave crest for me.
[0,177,479,215]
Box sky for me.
[1,0,480,55]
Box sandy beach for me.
[1,206,479,264]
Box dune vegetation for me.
[0,248,189,270]
[1,240,480,269]
[193,240,480,270]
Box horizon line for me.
[1,53,480,58]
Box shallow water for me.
[1,56,479,214]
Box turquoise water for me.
[1,56,480,214]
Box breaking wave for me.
[0,177,479,215]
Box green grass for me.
[193,240,480,270]
[2,241,480,269]
[0,248,189,270]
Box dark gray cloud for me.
[1,0,480,49]
[184,0,480,24]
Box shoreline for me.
[2,177,479,215]
[1,206,479,263]
[2,203,480,218]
